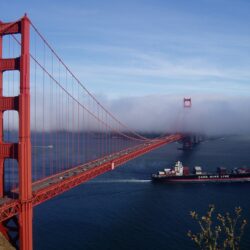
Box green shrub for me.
[187,205,247,250]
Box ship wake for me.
[89,179,151,184]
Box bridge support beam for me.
[19,202,32,250]
[19,15,33,250]
[0,15,33,250]
[0,19,4,199]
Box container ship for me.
[152,161,250,183]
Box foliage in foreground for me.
[0,232,15,250]
[187,205,247,250]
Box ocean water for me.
[34,135,250,250]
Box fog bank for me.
[103,94,250,136]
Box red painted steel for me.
[0,22,20,35]
[0,96,19,111]
[0,143,18,159]
[0,199,20,222]
[18,15,33,250]
[0,15,33,250]
[0,57,20,71]
[0,20,4,199]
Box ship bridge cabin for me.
[193,166,202,175]
[174,161,184,176]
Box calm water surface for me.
[34,135,250,250]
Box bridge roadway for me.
[0,134,183,222]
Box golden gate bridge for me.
[0,15,184,249]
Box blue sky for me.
[1,0,250,99]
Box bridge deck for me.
[0,134,182,222]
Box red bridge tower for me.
[183,97,192,108]
[0,15,32,249]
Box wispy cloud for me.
[68,50,250,97]
[76,61,250,81]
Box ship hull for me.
[151,173,250,183]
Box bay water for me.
[34,135,250,250]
